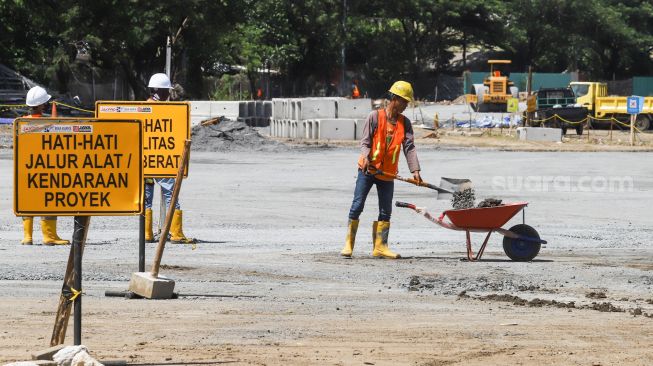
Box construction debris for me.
[200,116,225,126]
[52,345,103,366]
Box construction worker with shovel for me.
[143,73,195,244]
[341,81,421,259]
[20,86,70,246]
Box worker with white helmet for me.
[143,73,195,244]
[341,81,421,259]
[20,86,70,246]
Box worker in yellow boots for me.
[143,73,195,244]
[341,81,422,259]
[20,86,70,246]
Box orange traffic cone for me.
[51,102,57,117]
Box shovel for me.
[368,168,472,199]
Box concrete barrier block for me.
[291,120,306,139]
[298,99,336,119]
[270,119,278,136]
[337,98,372,118]
[355,119,367,140]
[247,101,256,117]
[263,101,272,117]
[190,101,211,116]
[303,120,316,139]
[239,101,249,117]
[210,101,240,118]
[272,100,285,119]
[259,117,271,127]
[316,119,356,140]
[516,127,562,142]
[255,101,263,117]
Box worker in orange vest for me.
[341,81,421,259]
[352,80,361,99]
[20,86,70,246]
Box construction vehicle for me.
[531,87,587,135]
[470,60,518,113]
[570,81,653,130]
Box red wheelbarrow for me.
[395,201,546,261]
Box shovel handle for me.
[369,168,453,194]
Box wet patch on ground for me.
[458,291,653,318]
[405,275,556,295]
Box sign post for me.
[14,117,143,345]
[627,96,644,146]
[96,102,190,272]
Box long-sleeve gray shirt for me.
[359,110,420,172]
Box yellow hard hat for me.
[388,81,414,102]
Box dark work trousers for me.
[348,169,394,222]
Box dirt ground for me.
[1,136,652,365]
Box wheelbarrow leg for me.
[465,231,474,261]
[465,230,493,261]
[475,231,493,260]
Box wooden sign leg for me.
[50,217,91,346]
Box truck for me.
[532,87,587,135]
[570,81,653,130]
[470,60,518,113]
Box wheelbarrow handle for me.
[395,201,417,209]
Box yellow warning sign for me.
[507,98,519,113]
[95,101,190,178]
[14,118,143,216]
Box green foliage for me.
[1,0,651,98]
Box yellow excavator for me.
[471,60,518,113]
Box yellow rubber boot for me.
[41,219,70,246]
[372,221,378,247]
[144,208,155,243]
[340,219,359,257]
[372,221,400,259]
[170,209,196,244]
[21,217,33,245]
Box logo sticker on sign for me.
[14,118,143,216]
[96,101,190,178]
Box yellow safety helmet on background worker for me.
[388,81,414,102]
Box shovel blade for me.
[437,177,473,200]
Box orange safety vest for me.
[358,109,406,181]
[352,85,360,98]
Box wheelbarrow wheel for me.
[503,224,541,261]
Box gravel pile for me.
[191,119,289,152]
[476,198,502,208]
[451,188,476,209]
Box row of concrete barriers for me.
[271,119,371,140]
[270,98,372,140]
[190,100,273,127]
[190,98,373,140]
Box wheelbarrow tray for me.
[396,201,545,261]
[443,202,528,230]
